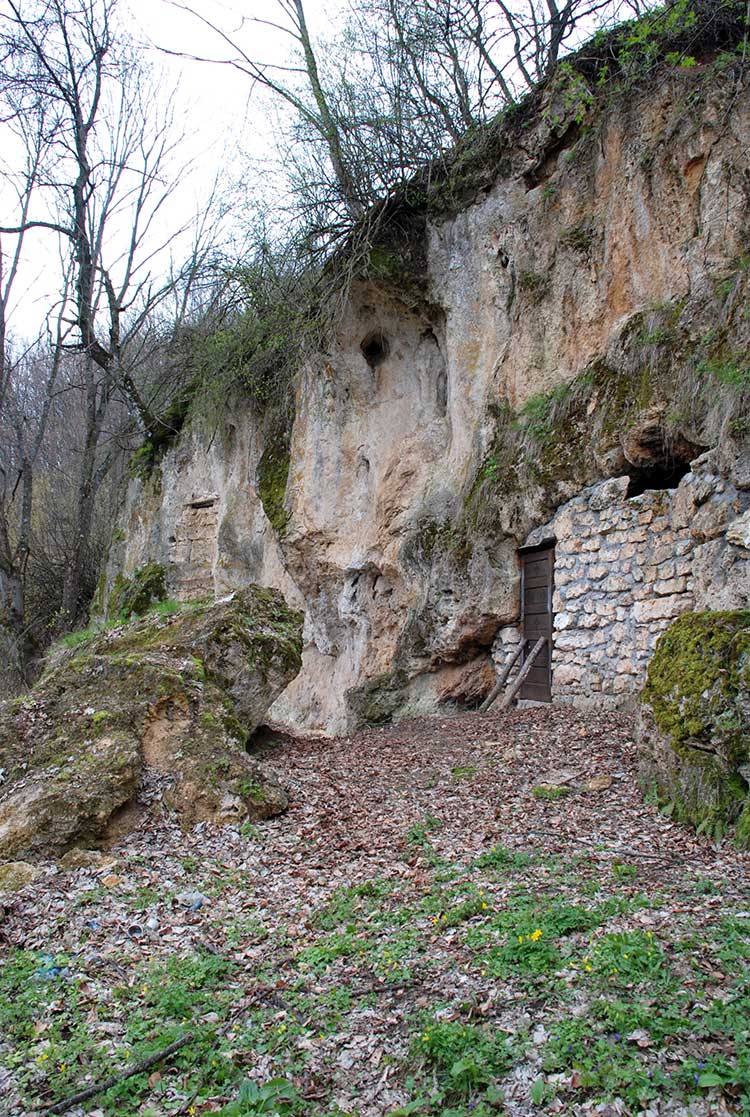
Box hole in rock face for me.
[623,421,706,498]
[360,332,389,369]
[626,461,692,497]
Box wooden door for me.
[520,546,554,702]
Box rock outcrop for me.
[0,587,303,861]
[638,611,750,847]
[106,21,750,734]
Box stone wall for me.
[108,53,750,735]
[493,451,750,705]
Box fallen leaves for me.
[2,705,749,1116]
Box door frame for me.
[518,542,555,702]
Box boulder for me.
[0,861,40,893]
[638,611,750,846]
[0,587,303,861]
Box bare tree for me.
[0,90,68,678]
[163,0,367,222]
[161,0,663,247]
[0,0,217,626]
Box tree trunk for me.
[60,425,98,628]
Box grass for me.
[532,783,571,800]
[57,598,185,651]
[4,844,750,1116]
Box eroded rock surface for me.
[107,47,750,735]
[638,610,750,847]
[0,587,303,861]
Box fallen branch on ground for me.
[43,1033,196,1115]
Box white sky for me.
[2,0,342,341]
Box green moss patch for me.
[108,563,167,621]
[640,611,750,847]
[644,611,750,756]
[257,443,291,536]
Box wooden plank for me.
[500,636,547,710]
[480,639,525,713]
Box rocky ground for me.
[1,706,749,1117]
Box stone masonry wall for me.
[493,450,750,705]
[550,477,695,700]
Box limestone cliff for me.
[107,27,750,735]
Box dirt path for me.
[2,707,749,1116]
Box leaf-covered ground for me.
[1,706,749,1117]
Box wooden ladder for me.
[480,635,547,713]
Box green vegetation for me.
[518,269,551,300]
[641,611,750,846]
[644,611,750,753]
[129,385,199,480]
[345,668,410,726]
[405,1018,515,1112]
[107,563,167,621]
[3,836,750,1115]
[257,442,291,536]
[532,783,571,800]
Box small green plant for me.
[406,814,442,848]
[691,874,720,895]
[238,779,266,804]
[585,929,669,988]
[451,764,477,781]
[150,598,182,617]
[697,356,750,389]
[59,624,101,648]
[473,844,531,870]
[411,1017,515,1105]
[518,269,551,300]
[561,223,596,255]
[314,878,393,931]
[218,1077,299,1116]
[295,933,367,972]
[532,784,571,800]
[544,61,595,128]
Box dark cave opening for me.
[361,332,390,369]
[626,460,692,498]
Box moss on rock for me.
[639,611,750,847]
[257,443,291,536]
[346,669,409,726]
[0,586,303,860]
[108,563,167,620]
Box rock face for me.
[106,43,750,735]
[0,587,303,861]
[638,611,750,846]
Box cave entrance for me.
[519,544,555,703]
[626,461,692,498]
[623,419,706,499]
